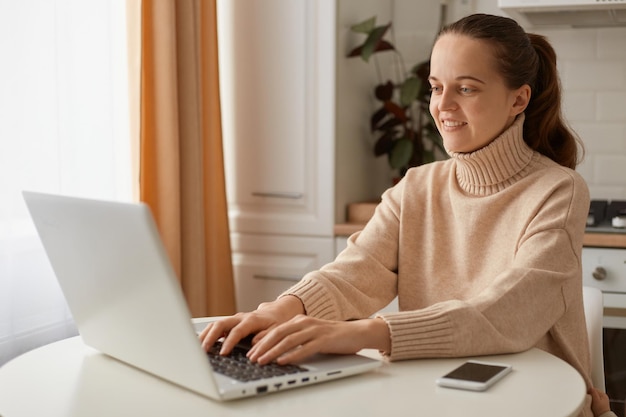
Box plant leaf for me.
[411,60,430,79]
[347,45,364,58]
[423,149,435,164]
[400,76,421,107]
[375,40,395,53]
[361,23,392,62]
[373,131,395,156]
[383,101,407,122]
[426,130,448,155]
[350,17,376,34]
[347,40,394,59]
[370,106,389,131]
[377,116,403,131]
[375,81,394,101]
[389,138,413,169]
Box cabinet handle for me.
[253,274,301,282]
[592,266,607,281]
[251,192,303,199]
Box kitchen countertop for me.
[582,231,626,248]
[336,223,626,248]
[335,203,626,249]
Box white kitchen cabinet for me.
[230,233,335,312]
[218,0,335,237]
[218,0,336,309]
[217,0,428,309]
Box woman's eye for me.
[459,87,474,94]
[429,86,442,94]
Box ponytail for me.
[524,34,582,169]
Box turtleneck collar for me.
[447,114,536,196]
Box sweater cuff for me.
[378,304,456,361]
[279,278,339,320]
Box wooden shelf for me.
[583,232,626,249]
[334,223,364,237]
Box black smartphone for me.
[436,360,513,391]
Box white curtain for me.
[0,0,132,365]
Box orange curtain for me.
[138,0,235,317]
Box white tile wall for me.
[539,26,626,200]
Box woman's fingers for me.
[248,316,361,365]
[198,312,282,355]
[198,313,248,352]
[219,315,262,354]
[251,321,317,364]
[199,296,307,355]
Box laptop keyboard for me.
[207,341,309,382]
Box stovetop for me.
[586,200,626,234]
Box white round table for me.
[0,335,587,417]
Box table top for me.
[0,335,586,417]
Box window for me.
[0,0,132,365]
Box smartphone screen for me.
[436,361,512,391]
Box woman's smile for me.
[441,119,467,130]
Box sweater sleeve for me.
[281,181,403,320]
[597,412,618,417]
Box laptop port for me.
[256,385,268,394]
[301,377,310,383]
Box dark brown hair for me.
[436,13,583,169]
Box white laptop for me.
[22,191,381,401]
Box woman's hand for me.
[247,315,391,365]
[589,387,611,416]
[198,295,305,355]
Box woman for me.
[201,13,592,415]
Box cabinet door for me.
[231,233,335,312]
[218,0,335,237]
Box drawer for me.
[230,233,334,312]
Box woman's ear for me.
[511,84,531,116]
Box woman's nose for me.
[437,90,456,111]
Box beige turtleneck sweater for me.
[283,115,592,414]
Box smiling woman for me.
[0,0,132,365]
[199,12,594,417]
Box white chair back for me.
[583,285,605,391]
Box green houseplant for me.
[347,17,446,178]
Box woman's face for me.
[428,34,530,153]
